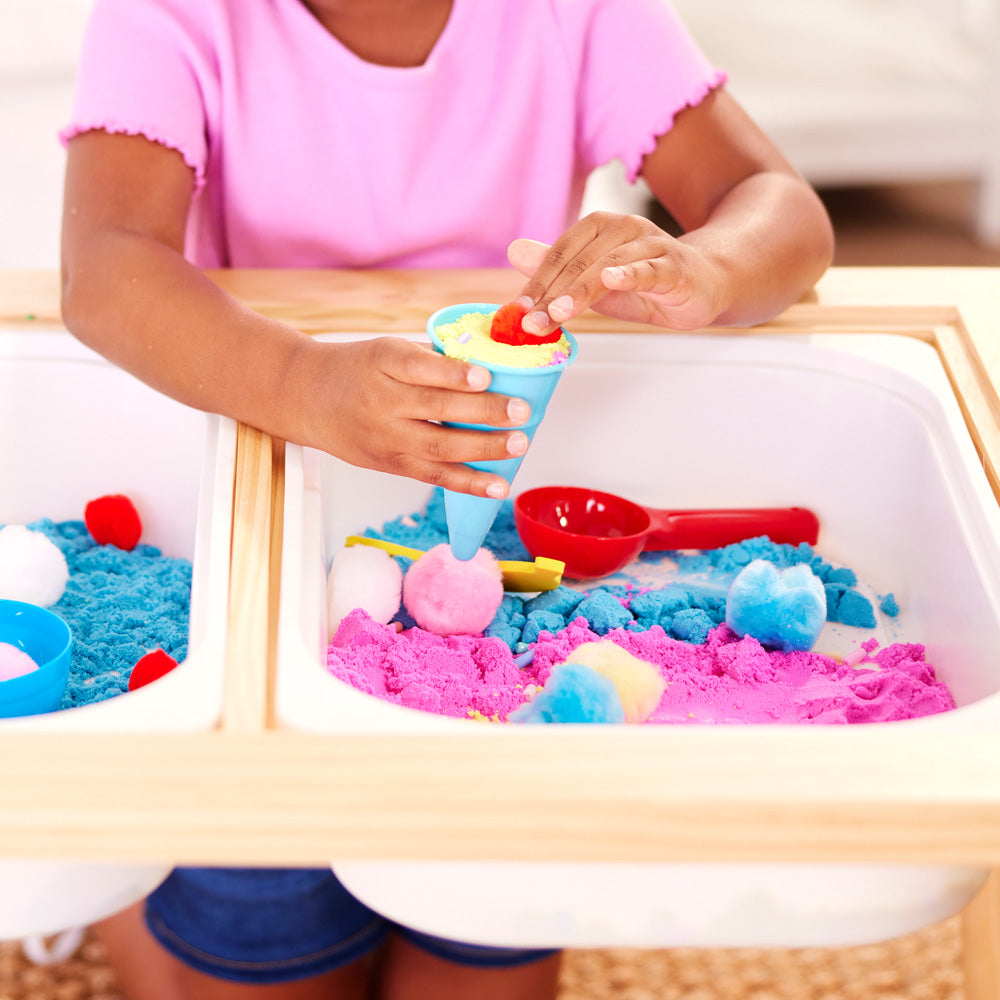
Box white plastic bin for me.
[0,329,235,938]
[276,331,1000,948]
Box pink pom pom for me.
[403,544,504,635]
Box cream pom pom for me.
[327,544,403,640]
[565,641,666,723]
[0,525,70,607]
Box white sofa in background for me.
[671,0,1000,244]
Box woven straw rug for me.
[0,917,964,999]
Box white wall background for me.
[1,2,92,268]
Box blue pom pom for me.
[509,662,625,724]
[725,559,826,652]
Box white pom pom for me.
[0,525,70,607]
[327,544,403,640]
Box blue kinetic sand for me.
[661,537,876,629]
[21,519,191,709]
[880,592,900,617]
[365,489,883,651]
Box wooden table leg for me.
[962,869,1000,1000]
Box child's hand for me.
[293,336,531,498]
[506,212,729,334]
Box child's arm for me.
[507,88,834,334]
[61,131,530,499]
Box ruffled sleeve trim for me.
[59,121,207,194]
[622,69,728,184]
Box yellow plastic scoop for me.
[344,535,563,592]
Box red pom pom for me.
[128,649,179,692]
[489,302,563,346]
[84,494,142,550]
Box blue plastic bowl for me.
[0,600,72,719]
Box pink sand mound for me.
[326,609,955,725]
[530,622,954,724]
[328,608,533,719]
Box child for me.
[59,0,834,997]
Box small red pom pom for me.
[84,494,142,550]
[128,649,179,691]
[489,302,563,346]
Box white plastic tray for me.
[0,330,235,938]
[276,331,1000,948]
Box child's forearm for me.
[676,169,834,327]
[61,228,532,497]
[61,229,312,441]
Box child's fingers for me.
[506,237,551,278]
[408,421,529,467]
[306,338,534,499]
[355,338,536,498]
[402,459,512,499]
[511,216,610,332]
[415,385,532,428]
[376,337,493,392]
[509,214,675,333]
[601,256,689,300]
[388,423,530,499]
[537,239,682,326]
[527,238,680,332]
[375,338,532,427]
[601,250,728,332]
[394,398,530,468]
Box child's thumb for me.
[506,237,550,277]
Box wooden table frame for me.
[4,267,1000,994]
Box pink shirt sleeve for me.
[60,0,214,192]
[557,0,727,182]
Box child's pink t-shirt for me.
[62,0,725,269]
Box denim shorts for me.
[145,867,557,984]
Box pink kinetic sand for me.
[327,609,955,724]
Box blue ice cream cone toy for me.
[427,303,579,560]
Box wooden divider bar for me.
[222,423,276,733]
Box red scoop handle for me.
[643,506,820,551]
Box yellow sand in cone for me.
[434,310,572,368]
[427,303,578,561]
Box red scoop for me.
[514,485,820,581]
